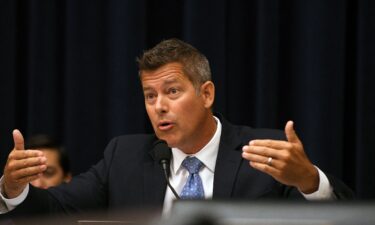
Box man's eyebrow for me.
[142,78,181,92]
[163,78,179,85]
[142,86,153,92]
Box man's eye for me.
[43,168,56,178]
[145,94,155,100]
[169,88,179,94]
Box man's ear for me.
[200,81,215,108]
[64,173,72,183]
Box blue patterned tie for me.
[180,157,205,199]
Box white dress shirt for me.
[0,116,334,214]
[0,179,29,213]
[161,116,334,215]
[162,116,222,215]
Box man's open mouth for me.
[158,121,174,131]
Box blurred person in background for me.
[25,135,71,189]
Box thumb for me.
[285,121,300,144]
[13,129,25,150]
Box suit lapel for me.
[143,141,167,206]
[213,116,244,199]
[142,116,246,202]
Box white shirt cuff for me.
[0,176,29,213]
[302,166,336,200]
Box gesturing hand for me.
[2,130,47,198]
[242,121,319,194]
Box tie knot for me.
[182,157,203,174]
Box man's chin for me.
[156,136,178,148]
[164,140,177,148]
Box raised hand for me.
[242,121,319,194]
[2,130,47,198]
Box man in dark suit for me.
[0,39,353,218]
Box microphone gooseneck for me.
[153,140,180,200]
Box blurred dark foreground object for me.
[157,200,375,225]
[2,201,375,225]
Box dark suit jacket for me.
[6,116,354,218]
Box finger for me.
[8,150,44,160]
[242,145,284,159]
[15,174,42,184]
[242,151,284,169]
[285,121,301,144]
[9,156,47,171]
[11,164,47,180]
[249,161,280,176]
[246,140,292,151]
[13,129,25,150]
[242,151,273,164]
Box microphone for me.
[153,140,180,199]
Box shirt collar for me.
[171,116,222,174]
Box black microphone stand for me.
[160,158,180,200]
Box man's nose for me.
[31,178,48,189]
[155,95,168,114]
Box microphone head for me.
[153,139,171,164]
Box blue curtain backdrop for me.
[0,0,374,199]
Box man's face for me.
[30,149,71,189]
[141,62,215,153]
